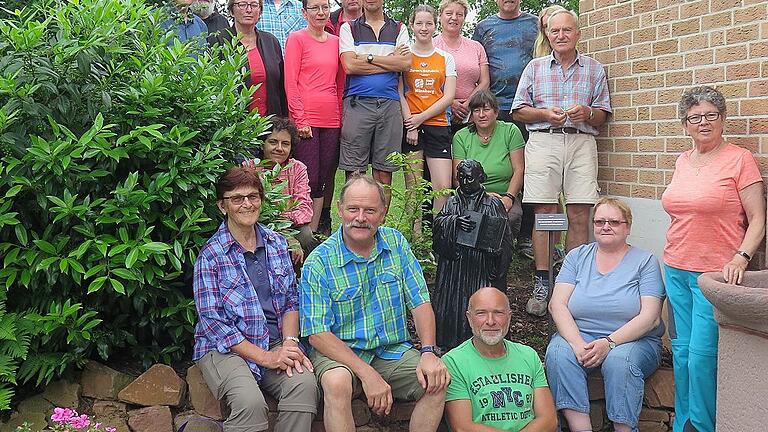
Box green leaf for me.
[4,185,22,198]
[14,225,28,246]
[84,264,106,279]
[125,248,139,268]
[33,240,56,255]
[111,268,136,280]
[110,278,125,295]
[87,276,108,294]
[142,241,171,252]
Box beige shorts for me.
[522,131,600,205]
[311,348,425,402]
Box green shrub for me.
[0,0,284,401]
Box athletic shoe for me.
[517,237,534,260]
[525,275,549,317]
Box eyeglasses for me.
[234,2,261,10]
[593,219,627,227]
[685,112,721,124]
[305,4,330,13]
[471,106,495,115]
[223,194,261,205]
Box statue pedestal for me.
[698,271,768,432]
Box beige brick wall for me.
[579,0,768,203]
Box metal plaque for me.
[535,213,569,231]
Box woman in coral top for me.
[399,4,456,216]
[661,85,765,432]
[284,0,344,233]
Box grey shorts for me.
[339,96,403,173]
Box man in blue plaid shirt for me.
[256,0,307,51]
[300,175,450,432]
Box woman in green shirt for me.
[452,90,525,237]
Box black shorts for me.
[401,124,452,159]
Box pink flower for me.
[51,407,77,423]
[95,423,102,429]
[68,414,91,430]
[106,428,117,432]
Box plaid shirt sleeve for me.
[590,63,612,113]
[398,235,430,310]
[194,251,245,352]
[283,160,313,227]
[511,62,536,111]
[299,255,335,336]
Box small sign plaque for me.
[535,214,569,231]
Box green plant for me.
[0,0,289,395]
[383,152,451,276]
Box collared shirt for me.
[339,15,409,100]
[299,227,430,363]
[511,52,612,135]
[193,221,297,382]
[256,0,307,52]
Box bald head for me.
[468,287,510,312]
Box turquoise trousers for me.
[664,265,718,432]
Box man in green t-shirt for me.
[443,288,557,432]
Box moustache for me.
[345,222,373,230]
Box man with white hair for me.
[442,287,557,432]
[192,0,230,34]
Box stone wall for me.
[1,361,675,432]
[578,0,768,263]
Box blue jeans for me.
[664,265,718,432]
[545,333,661,431]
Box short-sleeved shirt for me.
[512,53,612,135]
[444,339,548,431]
[433,35,488,101]
[452,121,525,194]
[556,243,666,340]
[661,143,763,273]
[193,222,297,381]
[471,13,538,111]
[403,48,457,126]
[299,227,430,363]
[339,16,409,100]
[256,0,307,51]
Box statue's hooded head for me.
[456,160,486,195]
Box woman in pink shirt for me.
[662,86,765,432]
[284,0,344,233]
[244,118,314,263]
[433,0,489,136]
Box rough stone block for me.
[640,407,671,423]
[128,405,174,432]
[0,395,53,432]
[638,420,670,432]
[81,361,135,400]
[173,411,223,432]
[119,364,186,407]
[587,373,605,401]
[41,379,81,409]
[352,398,372,426]
[93,400,128,417]
[186,365,226,420]
[644,368,675,408]
[589,400,605,431]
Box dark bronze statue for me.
[433,160,513,350]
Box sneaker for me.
[517,237,534,260]
[525,275,549,317]
[552,246,566,265]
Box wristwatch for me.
[738,251,752,262]
[588,106,594,120]
[603,336,616,350]
[366,53,374,64]
[419,345,436,355]
[501,192,516,204]
[283,336,300,344]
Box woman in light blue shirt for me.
[546,197,665,432]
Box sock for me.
[536,270,550,283]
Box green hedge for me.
[0,0,284,409]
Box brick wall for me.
[579,0,768,262]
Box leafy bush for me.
[384,152,451,276]
[0,0,278,401]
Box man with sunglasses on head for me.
[511,9,611,317]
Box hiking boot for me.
[317,209,332,236]
[526,275,549,317]
[517,237,534,260]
